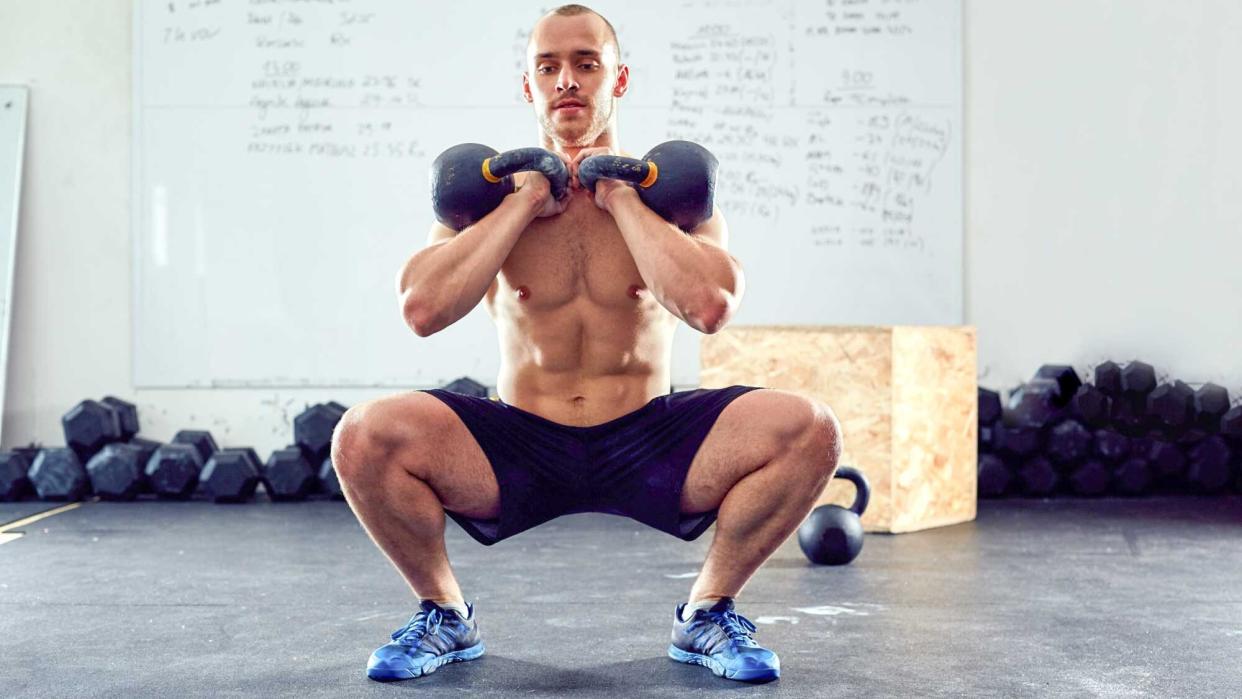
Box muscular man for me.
[332,4,842,684]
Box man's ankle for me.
[424,598,470,618]
[680,596,726,622]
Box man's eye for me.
[581,64,598,70]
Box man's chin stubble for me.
[543,123,594,148]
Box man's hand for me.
[571,147,631,212]
[514,150,574,219]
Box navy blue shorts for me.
[420,385,762,546]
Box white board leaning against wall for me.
[0,86,29,442]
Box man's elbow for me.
[400,293,442,337]
[405,310,440,338]
[686,293,735,335]
[408,317,439,338]
[689,259,744,334]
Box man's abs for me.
[483,192,678,426]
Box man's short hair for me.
[532,4,622,65]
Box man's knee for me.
[775,392,843,480]
[331,393,444,487]
[330,406,369,485]
[809,398,844,465]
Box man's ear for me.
[522,72,533,103]
[613,64,629,98]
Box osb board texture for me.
[700,326,895,531]
[890,326,978,533]
[700,326,978,534]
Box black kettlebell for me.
[430,145,570,231]
[797,466,871,566]
[576,140,719,232]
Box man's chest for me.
[498,195,643,308]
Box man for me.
[332,4,842,684]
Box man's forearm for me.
[398,189,542,336]
[605,188,742,333]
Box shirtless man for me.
[331,4,842,684]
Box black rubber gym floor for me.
[2,497,1240,698]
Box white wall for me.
[1,0,1240,455]
[966,1,1242,391]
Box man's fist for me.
[571,147,629,211]
[516,150,575,218]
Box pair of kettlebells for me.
[797,466,872,566]
[430,141,718,232]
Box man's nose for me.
[556,67,579,92]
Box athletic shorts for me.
[420,385,762,546]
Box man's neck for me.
[542,128,620,160]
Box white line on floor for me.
[0,502,84,545]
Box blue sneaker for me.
[668,598,780,682]
[366,601,485,681]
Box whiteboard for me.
[0,86,28,441]
[133,0,961,388]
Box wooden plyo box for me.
[700,326,977,534]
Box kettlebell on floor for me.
[798,466,871,565]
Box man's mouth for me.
[555,100,586,111]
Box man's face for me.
[523,14,627,147]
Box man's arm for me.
[603,187,744,334]
[397,187,544,337]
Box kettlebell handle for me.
[832,466,871,516]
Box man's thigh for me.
[678,388,820,514]
[352,391,500,520]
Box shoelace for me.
[705,609,758,646]
[391,608,444,647]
